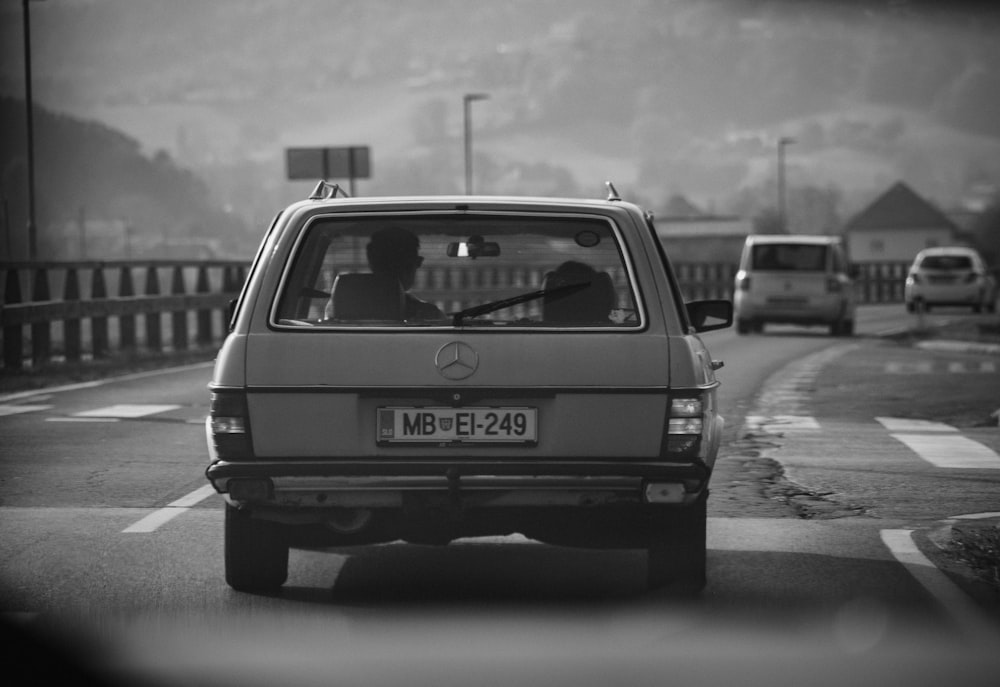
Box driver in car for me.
[365,226,445,321]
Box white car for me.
[732,234,857,336]
[205,182,732,594]
[905,246,997,313]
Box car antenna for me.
[605,181,621,201]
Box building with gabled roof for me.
[843,181,962,263]
[652,194,752,264]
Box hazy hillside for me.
[0,97,248,259]
[2,0,1000,256]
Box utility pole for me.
[463,93,489,195]
[777,136,796,233]
[23,0,44,259]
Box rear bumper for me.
[906,283,984,304]
[734,293,850,324]
[205,459,710,508]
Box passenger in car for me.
[326,227,445,322]
[542,260,616,323]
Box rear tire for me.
[736,317,753,335]
[225,504,289,593]
[646,493,707,594]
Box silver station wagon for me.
[206,182,732,593]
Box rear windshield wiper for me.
[450,281,590,327]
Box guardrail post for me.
[144,266,161,352]
[119,265,136,350]
[31,267,51,367]
[3,267,23,370]
[171,265,188,351]
[196,265,212,345]
[91,266,109,358]
[63,267,82,362]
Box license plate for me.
[766,296,808,306]
[377,407,537,444]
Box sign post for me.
[286,145,371,196]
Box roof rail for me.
[605,181,621,201]
[309,180,350,200]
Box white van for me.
[732,234,856,336]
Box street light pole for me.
[22,0,42,259]
[463,93,489,195]
[777,136,795,233]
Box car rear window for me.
[751,244,828,271]
[920,255,973,270]
[272,213,641,328]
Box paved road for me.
[1,304,998,686]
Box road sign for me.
[285,146,371,181]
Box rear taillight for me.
[908,273,922,285]
[209,389,254,460]
[966,272,981,284]
[663,394,704,460]
[735,272,750,291]
[826,277,842,294]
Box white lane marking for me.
[875,417,957,432]
[122,485,217,533]
[890,433,1000,469]
[745,415,820,432]
[951,511,1000,520]
[46,417,120,423]
[880,529,1000,645]
[0,381,103,403]
[0,404,52,417]
[169,484,218,508]
[121,508,186,534]
[0,361,215,403]
[74,404,181,418]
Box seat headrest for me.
[330,273,404,321]
[542,269,615,323]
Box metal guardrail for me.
[1,260,247,370]
[0,259,910,371]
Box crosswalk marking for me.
[889,433,1000,469]
[749,415,1000,470]
[885,360,997,374]
[875,417,957,432]
[876,417,999,468]
[72,404,181,419]
[886,361,934,374]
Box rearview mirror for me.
[686,299,733,333]
[447,236,501,258]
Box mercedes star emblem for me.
[435,341,479,380]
